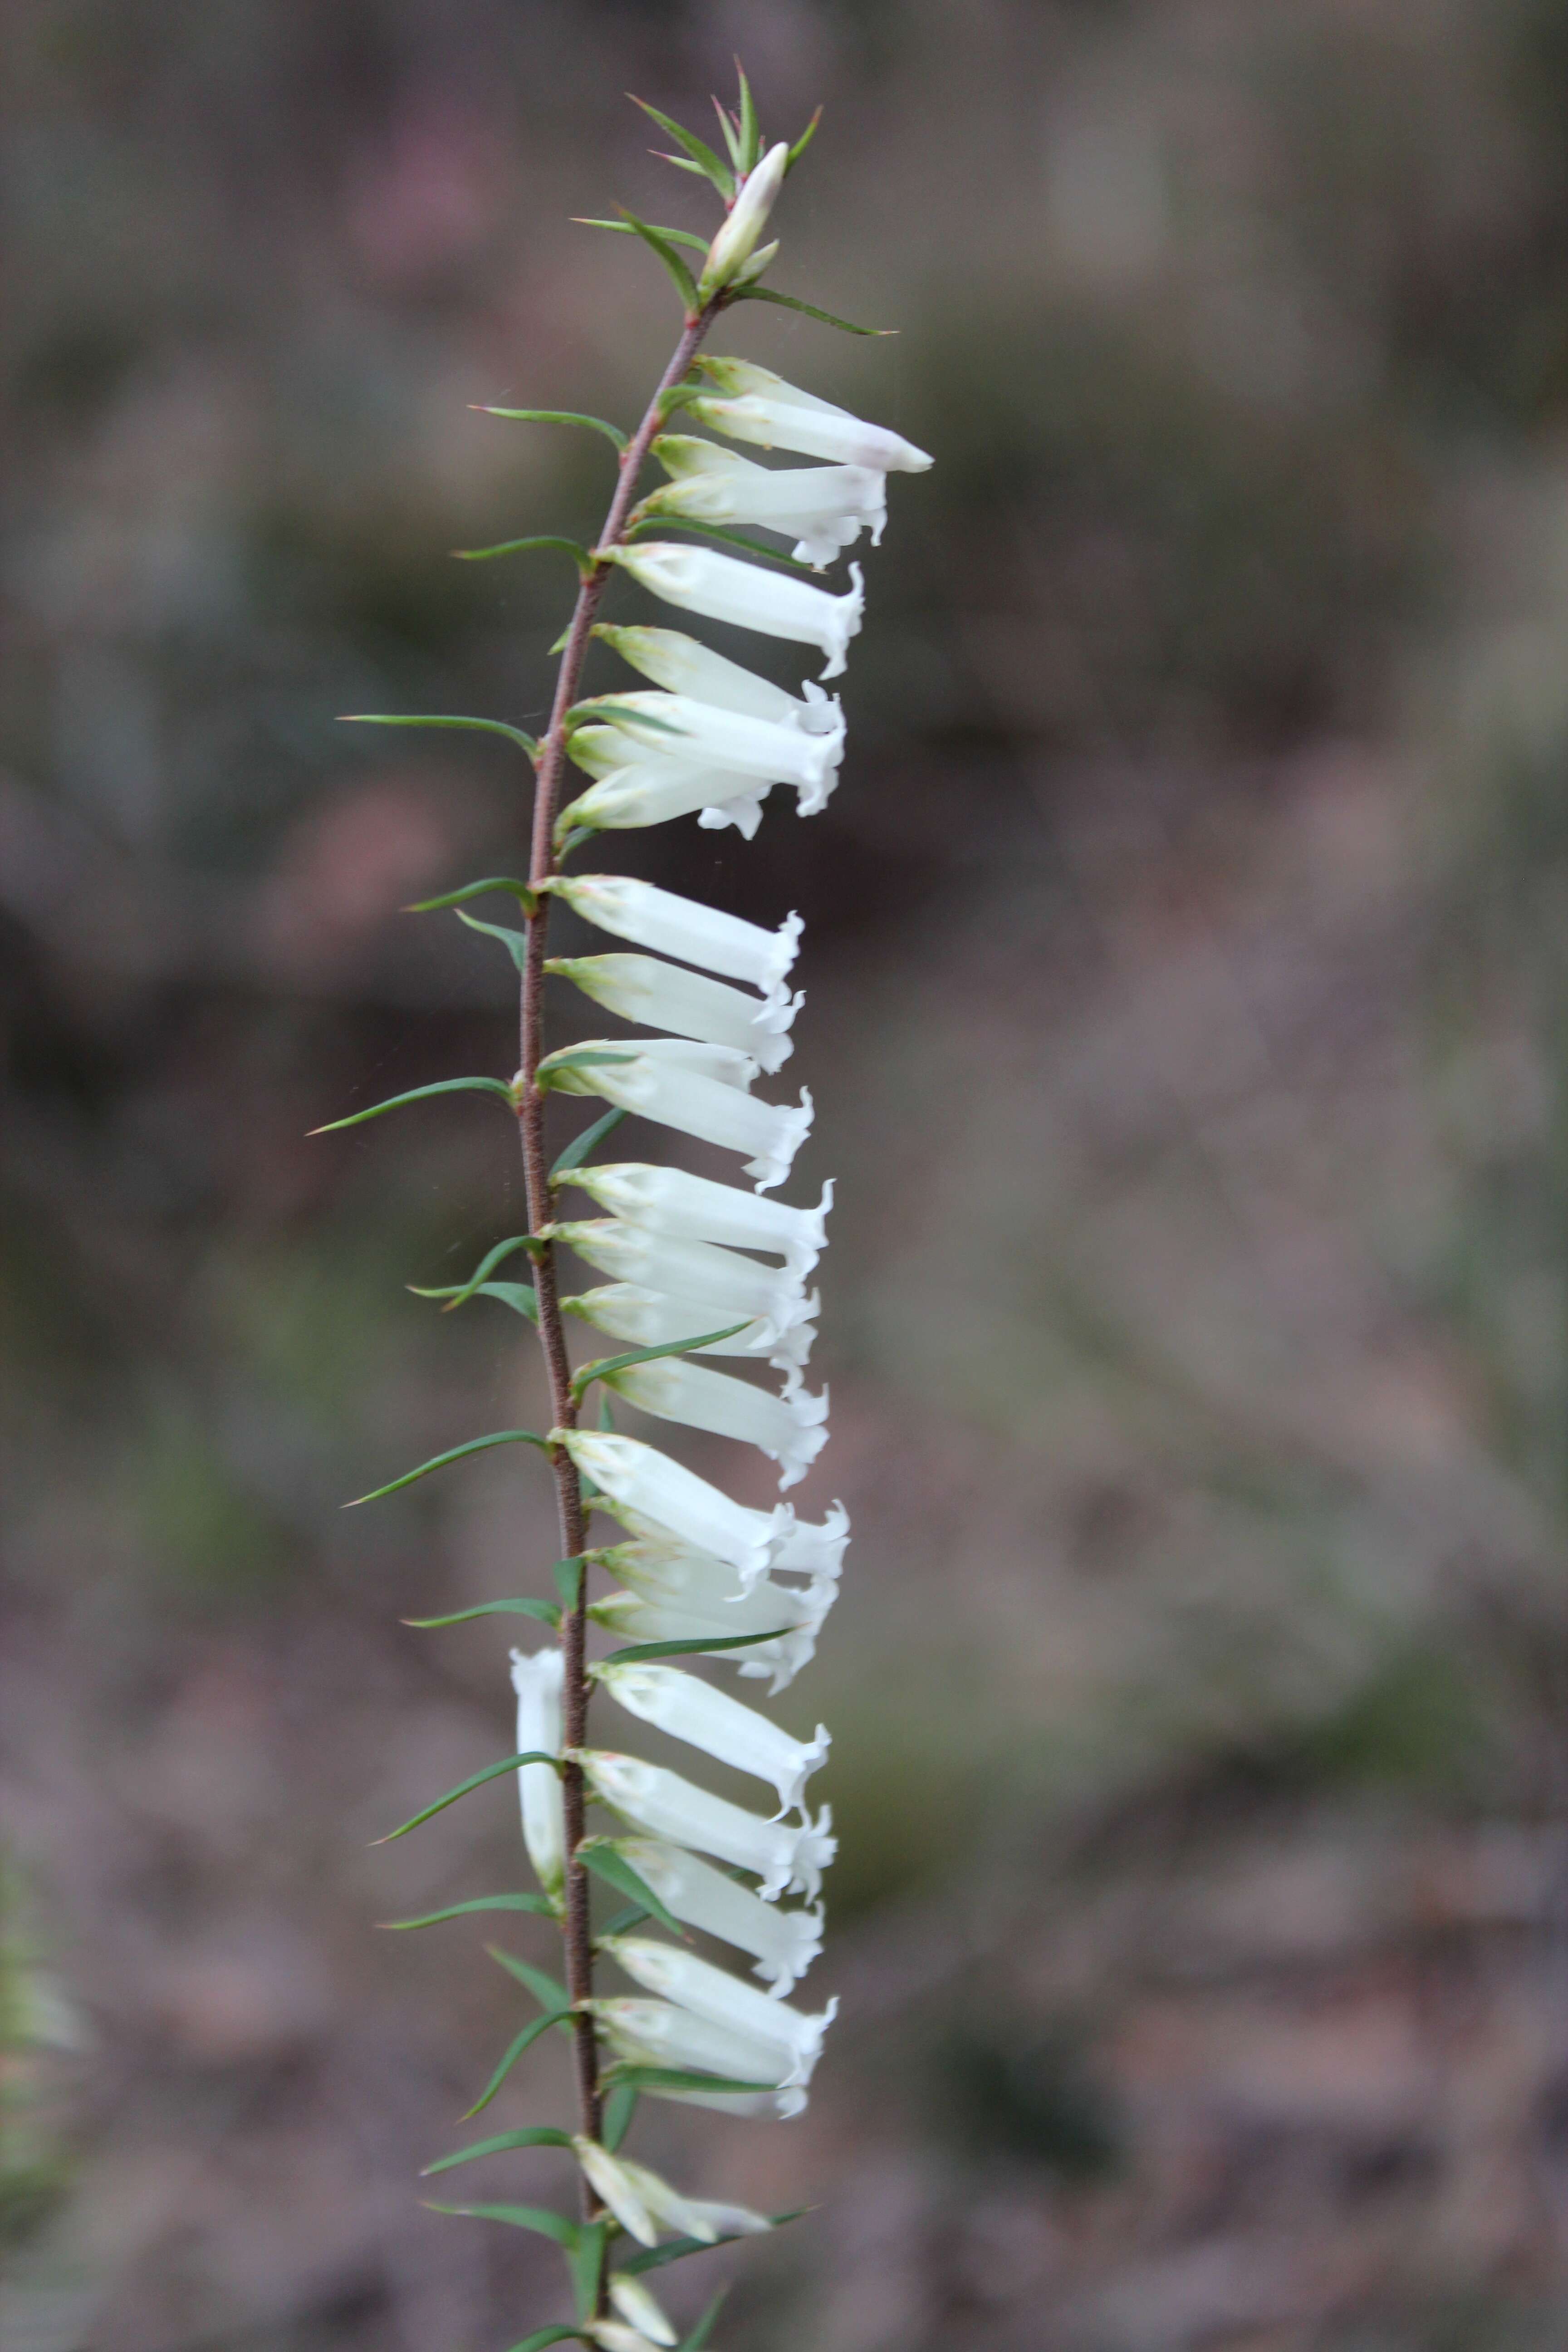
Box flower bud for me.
[697,141,789,300]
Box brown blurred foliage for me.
[11,3,1568,2347]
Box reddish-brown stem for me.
[514,298,721,2263]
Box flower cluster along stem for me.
[515,300,721,2244]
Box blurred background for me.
[12,2,1568,2346]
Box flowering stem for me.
[515,299,722,2234]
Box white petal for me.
[540,1048,811,1192]
[551,1221,808,1334]
[597,1662,829,1812]
[561,757,773,836]
[564,1165,831,1277]
[606,1357,829,1489]
[646,441,887,568]
[575,691,844,796]
[556,1430,792,1585]
[617,1838,824,1994]
[592,625,841,736]
[563,1281,817,1373]
[608,543,864,680]
[773,1498,850,1582]
[608,2276,677,2348]
[698,141,788,296]
[604,1938,836,2084]
[507,1647,564,1898]
[578,1749,836,1899]
[591,2324,664,2352]
[690,355,933,472]
[545,954,799,1073]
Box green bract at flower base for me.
[318,58,931,2345]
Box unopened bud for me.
[697,141,789,300]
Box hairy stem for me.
[515,298,721,2247]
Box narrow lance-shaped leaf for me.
[630,96,735,198]
[475,404,628,451]
[603,2065,780,2097]
[602,2082,638,2154]
[578,1839,685,1938]
[402,1597,560,1630]
[571,2218,610,2326]
[341,713,539,758]
[345,1427,549,1508]
[735,65,761,176]
[613,207,698,309]
[421,2124,574,2176]
[730,285,894,336]
[452,535,595,573]
[682,2290,728,2352]
[570,1325,748,1401]
[599,1902,653,1940]
[464,2010,575,2118]
[549,1106,627,1183]
[411,1232,541,1314]
[603,1629,791,1665]
[380,1891,558,1931]
[487,1945,571,2017]
[503,2329,584,2352]
[573,216,709,254]
[425,2200,578,2248]
[456,907,529,972]
[784,107,822,174]
[417,1279,539,1323]
[372,1751,561,1844]
[406,876,537,916]
[713,97,744,173]
[552,1555,589,1612]
[564,700,688,737]
[622,514,822,573]
[311,1076,517,1137]
[617,2208,804,2277]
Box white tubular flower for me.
[608,2276,677,2348]
[603,1938,836,2086]
[564,1281,818,1375]
[555,1429,793,1587]
[689,354,934,473]
[595,1662,829,1813]
[545,868,804,992]
[539,1046,811,1193]
[544,954,799,1073]
[597,1525,836,1626]
[643,436,887,570]
[616,1838,824,1994]
[560,755,773,840]
[592,1591,823,1697]
[602,1356,830,1490]
[592,1997,803,2105]
[507,1646,564,1900]
[591,626,842,736]
[565,1164,831,1278]
[574,690,844,806]
[577,1749,837,1899]
[550,1222,809,1337]
[697,139,789,300]
[605,543,864,680]
[573,2136,767,2249]
[642,2079,808,2121]
[774,1498,851,1582]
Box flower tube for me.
[572,691,845,804]
[687,354,933,473]
[592,1998,805,2111]
[538,1045,811,1192]
[602,1356,829,1488]
[559,755,774,840]
[549,1221,810,1335]
[607,2276,677,2348]
[592,1591,823,1696]
[564,1281,818,1373]
[576,1749,836,1899]
[544,868,803,993]
[544,954,799,1072]
[641,435,887,569]
[508,1646,564,1901]
[596,1524,835,1621]
[603,1937,836,2083]
[595,1661,829,1811]
[556,1429,794,1585]
[590,626,842,736]
[563,1164,830,1277]
[604,543,864,680]
[614,1838,824,1993]
[573,2136,770,2249]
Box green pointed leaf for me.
[598,1395,616,1433]
[784,107,822,175]
[421,2125,574,2176]
[624,514,820,573]
[631,97,735,198]
[476,406,627,451]
[603,2065,780,2097]
[456,907,529,972]
[564,699,687,737]
[599,1902,653,1940]
[536,1046,638,1094]
[373,1752,560,1844]
[487,1945,572,2017]
[381,1892,559,1931]
[579,1841,685,1938]
[453,534,594,573]
[682,2290,728,2351]
[604,1629,790,1665]
[409,1278,539,1323]
[731,287,892,336]
[573,216,709,255]
[614,207,698,309]
[426,2200,578,2248]
[571,2217,609,2324]
[504,2330,584,2352]
[550,1106,628,1183]
[311,1076,516,1136]
[555,823,597,862]
[412,1233,540,1313]
[571,1324,748,1401]
[402,1597,560,1630]
[552,1555,588,1612]
[341,714,539,758]
[713,98,744,172]
[735,64,761,175]
[407,876,538,916]
[618,2208,804,2276]
[602,2082,638,2153]
[463,2011,575,2117]
[547,622,573,655]
[345,1428,549,1507]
